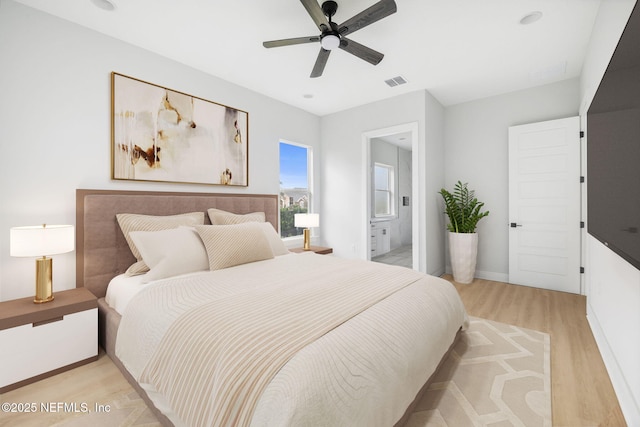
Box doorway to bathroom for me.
[363,123,419,270]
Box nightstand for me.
[290,246,333,255]
[0,287,98,393]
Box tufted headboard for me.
[76,189,279,298]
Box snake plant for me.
[439,181,489,233]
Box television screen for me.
[587,4,640,270]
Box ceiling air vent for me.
[384,76,408,87]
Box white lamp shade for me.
[10,224,75,257]
[294,213,319,228]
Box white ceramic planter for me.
[448,231,478,284]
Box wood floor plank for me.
[0,350,135,427]
[0,276,625,427]
[444,274,625,427]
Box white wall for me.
[321,90,446,275]
[579,0,640,424]
[443,79,580,282]
[0,1,320,301]
[370,139,411,250]
[398,147,412,247]
[423,91,447,276]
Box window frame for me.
[373,162,395,219]
[279,140,314,240]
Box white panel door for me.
[508,116,581,293]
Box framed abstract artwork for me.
[111,72,248,186]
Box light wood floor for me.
[0,351,147,427]
[444,275,626,427]
[0,277,626,427]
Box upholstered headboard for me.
[76,189,279,298]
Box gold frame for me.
[111,72,249,186]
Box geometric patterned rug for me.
[406,317,552,427]
[49,317,550,427]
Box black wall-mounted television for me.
[587,3,640,270]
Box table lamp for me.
[10,224,75,303]
[294,213,319,251]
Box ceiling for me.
[374,132,412,150]
[14,0,602,116]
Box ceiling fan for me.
[263,0,397,78]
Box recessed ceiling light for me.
[91,0,116,11]
[520,11,542,25]
[303,94,314,99]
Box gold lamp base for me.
[34,256,54,304]
[303,228,311,250]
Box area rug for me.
[52,317,550,427]
[406,317,551,427]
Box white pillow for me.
[195,223,274,271]
[116,212,205,275]
[129,226,209,282]
[257,222,290,256]
[207,208,265,225]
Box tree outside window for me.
[279,141,312,237]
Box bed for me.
[76,189,468,427]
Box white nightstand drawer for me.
[0,308,97,388]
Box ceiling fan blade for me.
[339,37,384,65]
[310,48,331,78]
[300,0,331,32]
[263,36,320,48]
[338,0,397,36]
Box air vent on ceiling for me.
[384,76,408,87]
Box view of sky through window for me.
[279,142,308,189]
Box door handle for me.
[510,223,523,228]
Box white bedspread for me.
[116,253,468,427]
[104,273,149,315]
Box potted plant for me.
[439,181,489,284]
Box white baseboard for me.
[429,267,445,277]
[587,303,639,427]
[444,267,509,284]
[475,270,509,283]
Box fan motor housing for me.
[322,1,338,18]
[262,0,397,77]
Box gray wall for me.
[0,1,321,301]
[370,139,412,249]
[3,2,638,422]
[444,78,580,281]
[321,90,446,275]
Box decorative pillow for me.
[256,222,289,256]
[116,212,205,275]
[129,227,209,283]
[207,208,265,225]
[194,223,274,271]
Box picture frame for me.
[111,72,248,186]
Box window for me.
[279,141,313,237]
[374,163,394,217]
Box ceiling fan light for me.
[321,34,340,50]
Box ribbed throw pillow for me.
[195,223,274,271]
[207,208,265,225]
